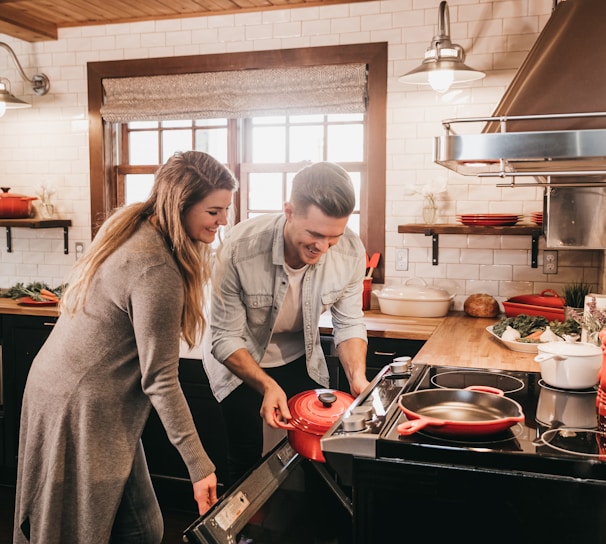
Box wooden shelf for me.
[0,218,72,254]
[398,223,543,267]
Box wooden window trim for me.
[87,43,387,282]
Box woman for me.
[13,151,238,543]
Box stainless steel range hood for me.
[434,0,606,182]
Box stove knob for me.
[352,405,373,421]
[342,414,366,432]
[390,356,412,374]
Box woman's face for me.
[184,189,233,244]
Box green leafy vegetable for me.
[1,282,66,301]
[492,313,581,340]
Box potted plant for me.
[563,282,594,316]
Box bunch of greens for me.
[492,314,581,340]
[1,282,66,301]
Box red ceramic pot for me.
[0,187,37,219]
[274,389,354,463]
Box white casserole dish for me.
[534,341,602,390]
[373,279,454,317]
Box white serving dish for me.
[373,279,454,317]
[534,341,602,390]
[485,325,540,353]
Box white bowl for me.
[534,341,602,390]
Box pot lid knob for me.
[318,391,337,408]
[1,187,9,193]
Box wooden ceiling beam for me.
[0,5,58,42]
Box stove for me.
[321,362,606,544]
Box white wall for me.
[0,0,600,308]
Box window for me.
[87,43,387,281]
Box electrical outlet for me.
[395,248,408,271]
[75,242,84,259]
[543,250,558,274]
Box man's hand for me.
[261,381,291,427]
[336,337,369,397]
[193,473,218,515]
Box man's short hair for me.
[289,162,356,218]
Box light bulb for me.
[428,70,454,93]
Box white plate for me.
[486,325,540,353]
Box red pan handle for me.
[397,416,444,436]
[466,385,504,396]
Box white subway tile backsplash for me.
[0,1,599,296]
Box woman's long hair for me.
[62,151,238,348]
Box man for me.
[207,161,369,484]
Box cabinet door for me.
[2,314,57,475]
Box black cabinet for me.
[1,314,57,483]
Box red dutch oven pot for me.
[274,389,355,463]
[0,187,37,219]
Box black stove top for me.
[322,363,606,483]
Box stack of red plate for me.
[456,214,521,226]
[530,211,543,226]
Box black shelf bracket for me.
[531,232,539,268]
[1,219,71,254]
[424,228,439,265]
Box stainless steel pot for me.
[397,386,525,436]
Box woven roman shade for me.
[100,64,368,122]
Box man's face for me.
[283,202,349,268]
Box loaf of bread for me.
[464,293,500,317]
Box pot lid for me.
[0,187,36,200]
[537,341,602,357]
[288,389,354,436]
[376,278,452,301]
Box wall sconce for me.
[0,42,50,117]
[399,1,485,93]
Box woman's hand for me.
[193,473,218,515]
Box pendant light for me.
[0,42,50,117]
[399,1,485,93]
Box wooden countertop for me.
[414,313,539,373]
[0,300,538,372]
[319,309,443,341]
[0,297,60,317]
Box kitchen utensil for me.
[396,386,525,436]
[535,341,602,390]
[373,278,454,317]
[365,252,380,279]
[274,388,354,462]
[0,187,37,219]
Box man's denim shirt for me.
[209,213,367,401]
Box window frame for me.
[87,43,387,282]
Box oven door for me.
[184,438,352,544]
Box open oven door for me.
[183,437,352,544]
